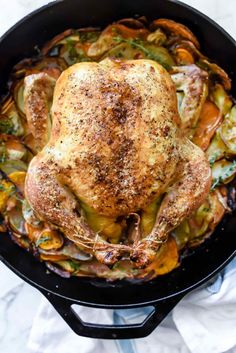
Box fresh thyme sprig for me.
[211,159,236,190]
[113,35,171,70]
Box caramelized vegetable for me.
[219,106,236,154]
[13,57,67,80]
[6,203,26,236]
[117,18,146,29]
[173,189,226,248]
[12,80,25,118]
[0,134,26,161]
[140,236,179,278]
[87,24,149,58]
[210,84,233,115]
[22,199,41,227]
[42,29,74,55]
[147,29,167,45]
[199,59,231,91]
[0,159,27,175]
[104,38,174,69]
[206,131,227,164]
[81,201,124,243]
[0,178,13,212]
[207,105,236,162]
[150,18,200,48]
[211,159,236,189]
[0,97,24,136]
[141,198,161,236]
[25,223,63,250]
[174,47,194,65]
[193,101,222,151]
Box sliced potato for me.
[6,203,27,236]
[147,28,167,45]
[211,159,236,189]
[206,131,227,164]
[219,106,236,155]
[0,159,27,175]
[22,200,41,227]
[12,80,25,117]
[0,97,24,136]
[174,189,226,248]
[210,84,233,116]
[55,260,81,274]
[141,198,161,236]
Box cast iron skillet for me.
[0,0,236,340]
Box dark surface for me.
[0,0,236,339]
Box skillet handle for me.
[41,290,184,339]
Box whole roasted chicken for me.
[24,58,211,267]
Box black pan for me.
[0,0,236,340]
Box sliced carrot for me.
[144,236,179,276]
[193,100,222,151]
[8,171,26,194]
[174,47,194,65]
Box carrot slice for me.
[193,100,222,151]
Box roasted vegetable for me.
[38,241,92,261]
[0,135,27,161]
[12,80,25,118]
[193,101,222,151]
[25,223,63,250]
[207,105,236,162]
[0,159,27,175]
[107,36,174,69]
[13,57,67,81]
[0,178,14,212]
[199,59,231,91]
[150,18,200,48]
[219,106,236,154]
[22,199,41,227]
[81,201,124,243]
[0,97,24,136]
[87,24,149,58]
[6,202,26,236]
[210,84,232,116]
[174,47,194,65]
[211,159,236,190]
[117,18,146,29]
[141,198,161,236]
[140,236,179,278]
[173,189,227,248]
[147,28,167,45]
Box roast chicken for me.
[24,58,211,267]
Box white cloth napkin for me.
[27,257,236,353]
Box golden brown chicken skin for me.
[24,58,211,267]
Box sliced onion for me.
[45,262,71,278]
[38,241,92,261]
